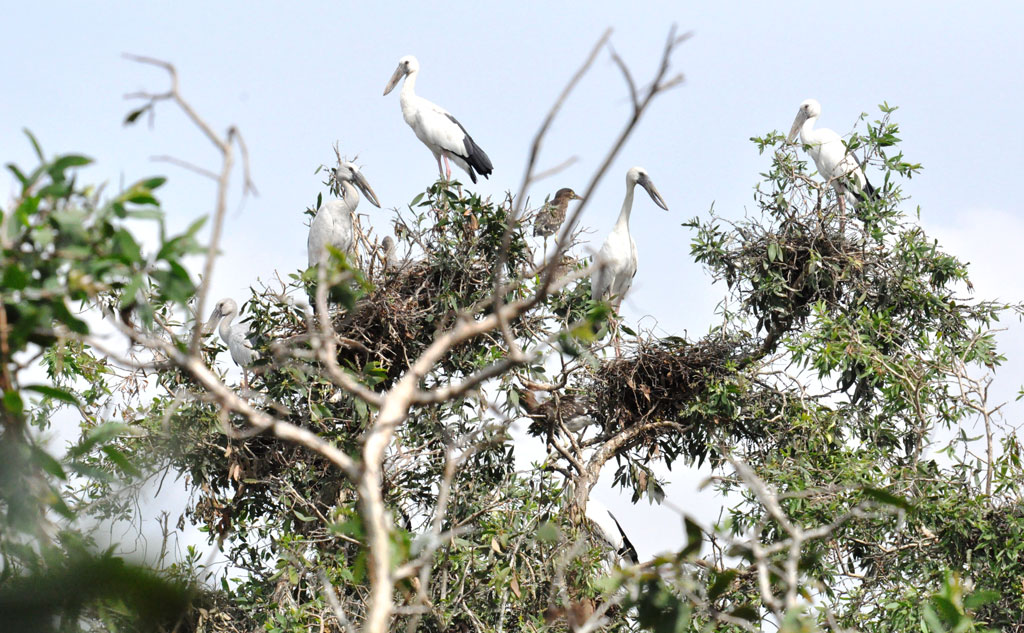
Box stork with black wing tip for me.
[788,98,878,218]
[383,55,493,184]
[585,497,639,565]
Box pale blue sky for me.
[4,2,1023,560]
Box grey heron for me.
[383,55,493,184]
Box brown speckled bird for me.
[534,188,583,238]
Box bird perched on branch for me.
[308,154,381,270]
[534,187,584,241]
[205,298,256,390]
[788,98,877,215]
[515,385,594,437]
[383,55,493,184]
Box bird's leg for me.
[837,189,848,234]
[611,304,622,358]
[442,154,453,181]
[436,155,446,182]
[241,370,250,393]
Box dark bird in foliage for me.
[534,188,584,239]
[516,385,594,436]
[383,55,493,184]
[788,98,878,215]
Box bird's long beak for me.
[383,65,405,96]
[354,170,381,208]
[641,177,669,211]
[202,306,222,335]
[572,192,584,201]
[788,111,807,143]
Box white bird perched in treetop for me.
[788,98,877,210]
[383,55,494,184]
[205,298,256,389]
[308,158,381,270]
[584,497,639,565]
[591,167,669,308]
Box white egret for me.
[308,160,381,270]
[788,98,877,212]
[591,166,668,307]
[206,298,256,389]
[383,55,493,184]
[534,187,584,241]
[585,497,639,565]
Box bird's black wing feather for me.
[607,511,639,564]
[445,113,493,180]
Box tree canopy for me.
[1,31,1021,633]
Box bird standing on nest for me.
[383,55,493,184]
[787,98,877,220]
[534,187,584,246]
[591,167,669,355]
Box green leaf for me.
[24,129,44,161]
[680,516,702,557]
[52,300,89,335]
[963,589,1000,610]
[536,522,559,543]
[31,445,66,480]
[863,486,914,511]
[707,569,738,601]
[3,390,24,416]
[139,176,167,190]
[24,384,80,406]
[68,422,135,458]
[51,155,93,172]
[113,228,142,263]
[123,105,150,125]
[101,445,143,478]
[1,264,28,290]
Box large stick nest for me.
[587,333,777,459]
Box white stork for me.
[585,497,639,565]
[591,167,669,308]
[788,98,877,211]
[206,298,256,390]
[308,160,380,269]
[383,55,493,184]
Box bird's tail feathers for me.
[463,135,493,181]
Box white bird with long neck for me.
[788,98,877,210]
[308,159,381,270]
[383,55,493,184]
[591,166,669,309]
[206,298,256,390]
